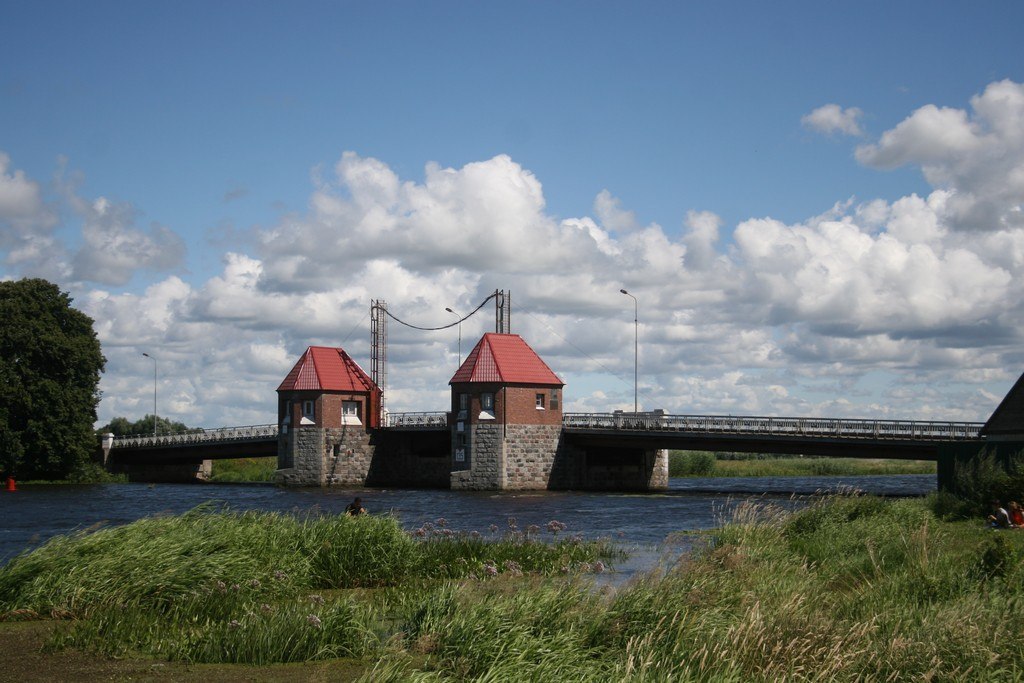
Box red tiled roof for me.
[449,333,563,386]
[277,346,377,393]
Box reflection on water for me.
[0,475,935,575]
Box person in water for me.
[345,497,366,516]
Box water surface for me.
[0,475,935,575]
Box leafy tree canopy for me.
[98,415,201,437]
[0,278,106,479]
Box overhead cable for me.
[375,291,497,331]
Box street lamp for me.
[142,352,157,436]
[445,307,462,366]
[619,289,638,413]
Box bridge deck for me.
[563,413,984,441]
[107,412,984,453]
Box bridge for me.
[562,412,984,460]
[104,411,985,461]
[95,293,1023,488]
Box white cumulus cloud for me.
[802,104,865,137]
[856,79,1024,231]
[7,80,1024,428]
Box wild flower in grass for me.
[502,560,523,576]
[216,580,227,593]
[228,619,242,630]
[560,565,570,574]
[546,520,567,536]
[593,561,606,574]
[248,579,261,589]
[469,530,481,539]
[436,517,448,528]
[230,583,241,592]
[579,562,592,573]
[273,570,288,581]
[413,527,427,538]
[507,516,518,531]
[527,524,540,538]
[260,603,273,614]
[489,524,499,534]
[483,562,498,577]
[306,614,322,629]
[309,594,325,605]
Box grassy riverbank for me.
[208,457,277,482]
[2,496,1021,681]
[670,450,936,477]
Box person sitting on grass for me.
[989,500,1014,528]
[1008,501,1024,528]
[345,497,366,516]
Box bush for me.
[946,450,1024,518]
[926,490,976,520]
[669,451,717,476]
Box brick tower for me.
[275,346,382,486]
[448,333,564,490]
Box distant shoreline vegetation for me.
[209,457,277,483]
[216,453,939,484]
[669,450,936,478]
[19,453,936,485]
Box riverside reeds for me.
[3,495,1023,679]
[208,457,277,482]
[669,451,937,478]
[0,504,615,667]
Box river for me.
[0,474,936,576]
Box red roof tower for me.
[449,333,562,386]
[277,346,382,429]
[278,346,378,393]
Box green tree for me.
[0,279,105,479]
[98,415,201,437]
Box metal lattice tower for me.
[370,299,388,413]
[495,290,511,333]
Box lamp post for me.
[619,289,638,413]
[142,352,157,436]
[445,307,462,366]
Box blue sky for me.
[3,1,1024,426]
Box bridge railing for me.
[113,424,279,449]
[562,412,984,441]
[385,411,449,429]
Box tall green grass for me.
[669,451,937,478]
[0,504,426,616]
[0,505,616,666]
[367,496,1024,681]
[6,496,1022,678]
[208,457,277,482]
